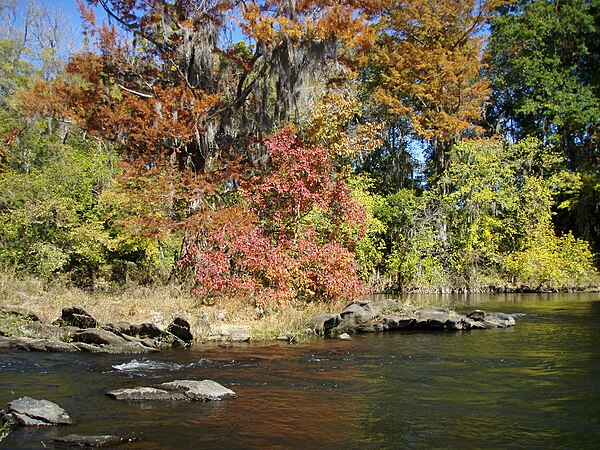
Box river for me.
[1,292,599,449]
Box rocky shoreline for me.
[1,299,516,353]
[308,299,516,336]
[0,305,194,353]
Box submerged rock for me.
[2,397,72,426]
[54,434,138,447]
[107,380,236,402]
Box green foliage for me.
[505,224,595,289]
[368,138,596,291]
[486,0,600,256]
[348,174,387,278]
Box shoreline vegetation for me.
[1,0,598,329]
[1,273,598,345]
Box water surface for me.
[1,293,599,448]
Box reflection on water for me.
[1,293,599,449]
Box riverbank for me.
[2,273,599,344]
[0,274,352,343]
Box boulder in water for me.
[107,380,236,402]
[2,397,72,426]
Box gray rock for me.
[0,305,40,322]
[484,312,516,328]
[102,322,135,338]
[467,310,486,321]
[276,332,296,342]
[464,317,487,329]
[54,434,138,447]
[0,336,78,352]
[61,306,98,329]
[129,322,163,339]
[153,331,187,348]
[338,333,352,340]
[70,329,129,346]
[69,329,160,354]
[414,307,450,329]
[161,380,236,401]
[106,387,186,401]
[382,314,414,330]
[229,328,251,342]
[340,301,374,321]
[107,380,236,402]
[167,316,194,343]
[308,314,340,334]
[446,315,468,331]
[4,397,71,426]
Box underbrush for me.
[0,272,347,340]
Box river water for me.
[1,293,599,449]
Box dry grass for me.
[0,272,348,341]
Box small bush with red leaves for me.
[185,129,366,306]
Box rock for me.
[69,329,160,354]
[446,314,468,331]
[308,314,340,334]
[229,328,251,342]
[161,380,236,401]
[61,306,98,329]
[338,333,352,340]
[0,305,40,322]
[382,314,414,330]
[414,307,450,330]
[307,301,516,337]
[3,397,71,426]
[70,329,129,346]
[152,331,187,349]
[128,322,163,339]
[0,336,78,352]
[340,301,374,321]
[467,309,486,321]
[276,333,293,342]
[464,317,487,329]
[167,315,194,343]
[484,312,516,328]
[102,322,135,338]
[107,380,236,402]
[106,387,186,401]
[54,434,138,447]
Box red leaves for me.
[189,129,366,306]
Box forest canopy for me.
[0,0,598,303]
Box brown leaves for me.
[373,0,496,148]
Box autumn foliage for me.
[183,129,366,306]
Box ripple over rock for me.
[54,434,138,447]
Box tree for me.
[372,138,595,291]
[372,0,505,179]
[485,0,600,259]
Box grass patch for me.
[0,272,352,341]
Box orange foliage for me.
[373,0,511,170]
